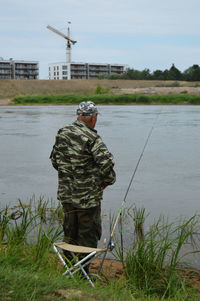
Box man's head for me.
[77,101,98,128]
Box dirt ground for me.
[113,86,200,95]
[0,98,12,105]
[90,258,124,281]
[90,259,200,292]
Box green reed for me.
[125,214,200,298]
[5,200,37,245]
[0,206,11,243]
[31,223,63,264]
[128,205,148,241]
[0,197,63,252]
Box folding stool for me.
[53,242,107,287]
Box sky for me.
[1,0,200,79]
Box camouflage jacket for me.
[50,120,116,209]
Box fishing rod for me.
[98,108,162,273]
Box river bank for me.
[1,198,200,299]
[0,98,12,105]
[1,79,200,100]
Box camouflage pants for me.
[62,203,102,260]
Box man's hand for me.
[103,183,108,189]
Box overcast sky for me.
[1,0,200,79]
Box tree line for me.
[99,64,200,81]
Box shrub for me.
[95,84,110,95]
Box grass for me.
[12,93,200,105]
[128,205,148,241]
[109,208,200,299]
[125,212,200,298]
[1,199,200,300]
[1,79,200,99]
[0,249,132,301]
[155,81,181,87]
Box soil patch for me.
[90,259,200,292]
[113,86,200,95]
[0,99,12,105]
[90,258,124,281]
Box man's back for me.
[50,119,116,209]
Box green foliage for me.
[1,201,200,300]
[109,73,122,80]
[5,200,36,246]
[125,215,200,298]
[128,206,148,241]
[97,63,200,81]
[168,64,182,80]
[0,206,10,241]
[98,73,110,79]
[183,64,200,81]
[104,64,200,81]
[95,84,110,94]
[13,93,200,105]
[0,197,63,248]
[31,223,62,264]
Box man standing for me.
[50,101,116,262]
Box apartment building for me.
[48,62,128,80]
[0,58,39,79]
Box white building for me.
[0,58,39,79]
[48,62,128,80]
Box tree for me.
[152,70,165,80]
[141,68,151,80]
[183,64,200,81]
[122,68,143,80]
[168,64,182,80]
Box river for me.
[1,104,200,264]
[1,105,199,218]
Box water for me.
[1,105,200,265]
[0,105,200,219]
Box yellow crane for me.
[47,23,77,64]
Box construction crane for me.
[47,23,77,64]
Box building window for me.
[62,71,67,75]
[62,65,67,70]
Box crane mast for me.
[47,22,77,79]
[67,25,71,64]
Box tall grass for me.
[125,214,200,298]
[128,205,148,241]
[31,223,63,264]
[0,197,63,249]
[0,206,10,241]
[107,206,200,297]
[13,93,200,105]
[1,201,200,299]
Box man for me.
[50,101,116,265]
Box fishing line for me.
[98,107,162,273]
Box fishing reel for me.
[103,238,115,251]
[109,240,115,251]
